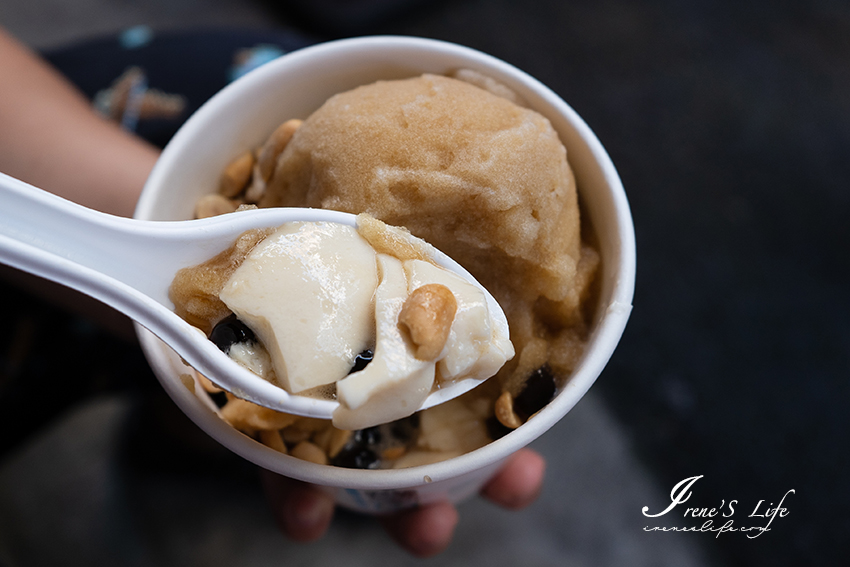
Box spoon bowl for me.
[0,172,505,419]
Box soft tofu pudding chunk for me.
[219,222,378,393]
[334,255,436,430]
[334,255,514,429]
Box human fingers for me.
[480,448,546,509]
[260,469,336,542]
[379,500,459,557]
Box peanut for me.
[281,426,312,445]
[327,428,353,459]
[220,398,300,433]
[382,446,407,461]
[398,283,457,360]
[195,371,223,394]
[291,441,328,465]
[314,426,352,459]
[257,119,302,182]
[219,150,255,197]
[259,429,288,454]
[495,391,523,429]
[194,193,238,219]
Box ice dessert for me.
[172,71,599,469]
[258,74,598,397]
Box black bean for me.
[486,416,513,440]
[349,349,373,373]
[209,391,229,408]
[514,365,557,419]
[209,314,255,353]
[354,426,382,446]
[389,414,420,443]
[332,446,381,470]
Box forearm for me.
[0,28,161,339]
[0,28,159,217]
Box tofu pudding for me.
[172,215,513,431]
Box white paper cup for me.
[135,36,635,514]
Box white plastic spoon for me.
[0,172,505,419]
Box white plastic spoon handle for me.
[0,172,346,417]
[0,172,346,301]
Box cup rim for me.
[135,35,635,491]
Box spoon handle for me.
[0,171,179,309]
[0,172,346,418]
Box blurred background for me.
[0,0,847,565]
